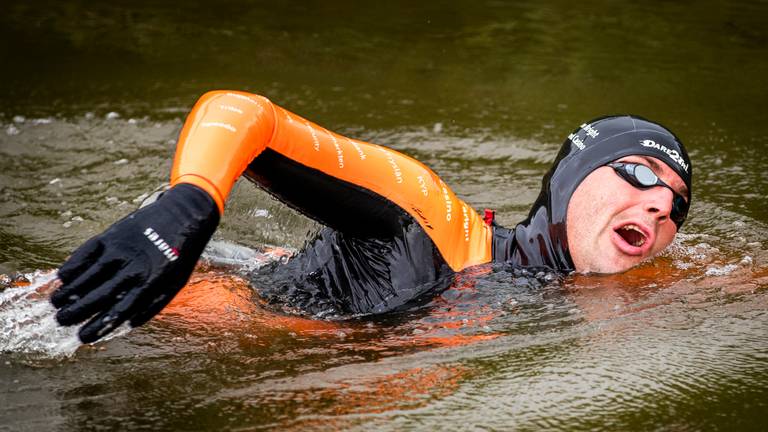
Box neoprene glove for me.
[51,183,220,343]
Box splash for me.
[0,270,81,356]
[0,241,285,358]
[201,239,293,274]
[0,270,136,357]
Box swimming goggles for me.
[607,162,689,229]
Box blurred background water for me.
[1,1,767,430]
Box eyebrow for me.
[636,155,689,197]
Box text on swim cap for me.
[580,123,599,138]
[639,139,689,173]
[568,133,585,150]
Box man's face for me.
[566,155,689,274]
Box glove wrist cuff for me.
[164,183,221,229]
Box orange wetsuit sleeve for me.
[171,90,492,271]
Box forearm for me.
[171,91,277,214]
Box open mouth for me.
[615,224,647,247]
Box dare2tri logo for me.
[640,139,689,173]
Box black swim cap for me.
[499,115,692,272]
[549,115,692,225]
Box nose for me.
[644,186,674,223]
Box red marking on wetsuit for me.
[483,209,495,226]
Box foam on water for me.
[0,270,137,357]
[0,270,81,356]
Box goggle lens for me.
[633,165,658,186]
[607,162,689,229]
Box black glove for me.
[51,183,220,343]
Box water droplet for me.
[105,112,120,120]
[705,264,739,276]
[251,208,270,218]
[5,125,20,136]
[133,192,149,203]
[48,178,61,185]
[12,115,26,124]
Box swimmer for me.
[50,91,692,343]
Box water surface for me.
[1,1,767,430]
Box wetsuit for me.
[172,91,492,316]
[172,91,693,317]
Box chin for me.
[578,254,644,275]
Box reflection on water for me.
[2,0,768,430]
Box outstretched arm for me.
[172,90,492,270]
[51,90,492,343]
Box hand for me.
[51,184,220,343]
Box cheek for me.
[568,177,615,229]
[567,174,616,246]
[654,225,678,253]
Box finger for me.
[57,238,103,284]
[129,263,195,328]
[77,282,149,343]
[77,308,130,344]
[55,271,142,326]
[128,290,178,328]
[50,257,121,309]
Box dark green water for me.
[1,1,767,430]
